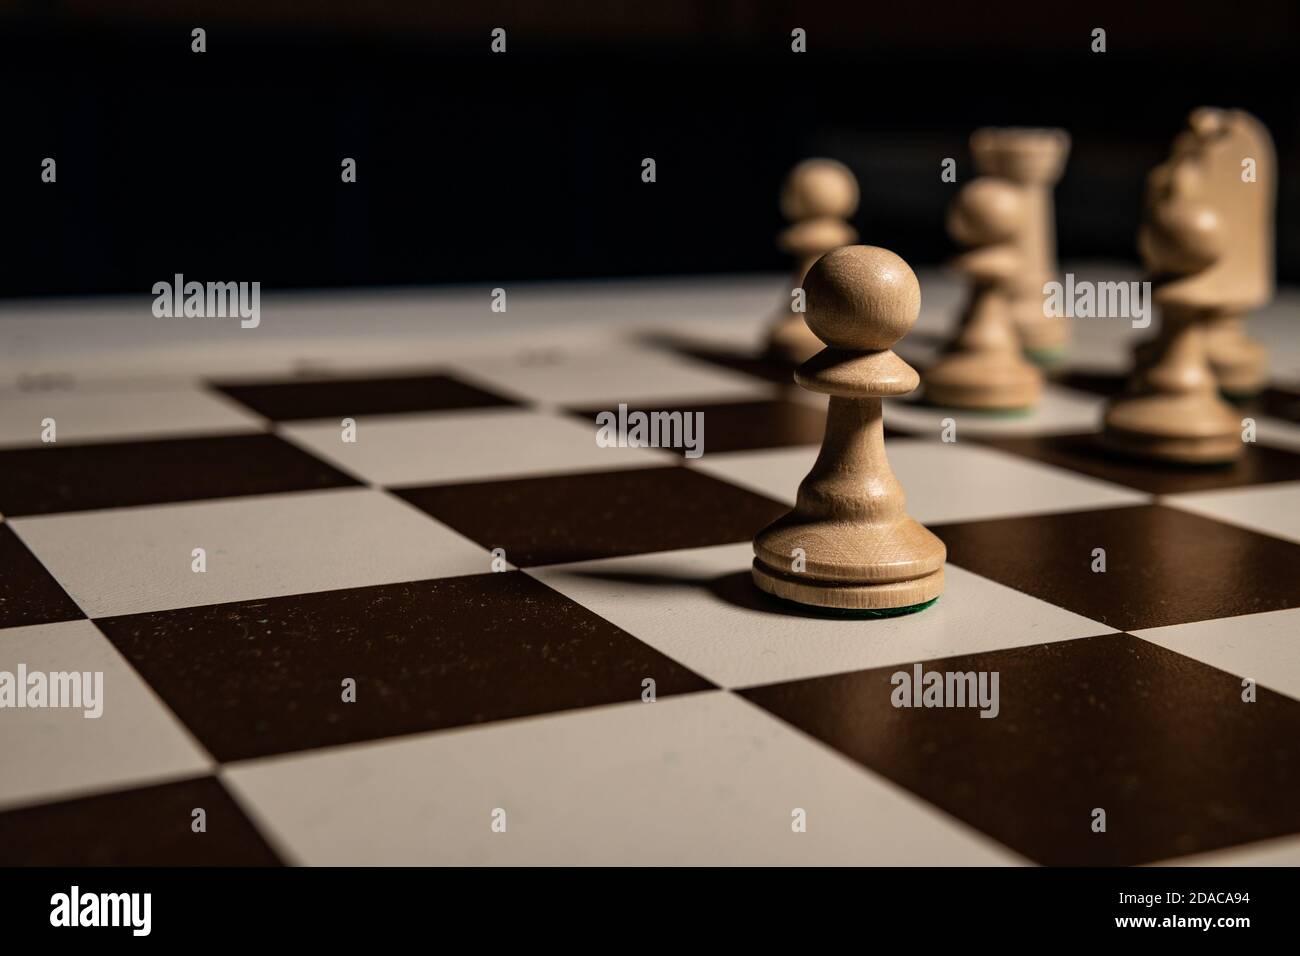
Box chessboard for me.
[2,268,1299,867]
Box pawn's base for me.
[1100,425,1242,466]
[751,559,945,612]
[1220,384,1266,403]
[921,351,1043,411]
[922,400,1034,418]
[1024,346,1067,367]
[852,596,939,618]
[760,593,940,619]
[1013,312,1069,366]
[1102,390,1244,465]
[921,383,1040,413]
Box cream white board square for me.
[453,346,767,407]
[531,542,1110,688]
[1154,833,1300,867]
[882,385,1105,438]
[1163,481,1300,545]
[0,384,265,448]
[693,440,1146,524]
[224,691,1022,866]
[1256,418,1300,453]
[1131,608,1300,704]
[280,407,670,487]
[10,488,492,618]
[0,620,210,810]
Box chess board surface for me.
[2,268,1300,867]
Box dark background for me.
[1,0,1297,299]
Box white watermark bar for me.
[1043,274,1152,329]
[0,664,103,718]
[151,274,261,328]
[595,404,705,459]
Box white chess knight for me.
[1103,108,1272,464]
[753,245,946,613]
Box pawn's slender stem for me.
[956,281,1020,352]
[795,396,905,523]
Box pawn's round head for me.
[780,159,860,221]
[804,245,921,351]
[946,177,1024,247]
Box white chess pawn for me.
[970,126,1072,364]
[753,245,946,613]
[765,159,860,364]
[923,176,1044,410]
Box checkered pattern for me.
[3,273,1300,867]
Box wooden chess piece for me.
[753,245,946,612]
[765,159,859,364]
[1205,315,1269,397]
[1129,110,1276,398]
[971,127,1071,364]
[922,177,1043,410]
[1199,110,1275,397]
[1103,110,1257,464]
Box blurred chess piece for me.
[1199,111,1275,397]
[1133,111,1276,397]
[922,177,1043,410]
[971,127,1071,364]
[753,245,946,613]
[1103,109,1267,464]
[765,159,859,365]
